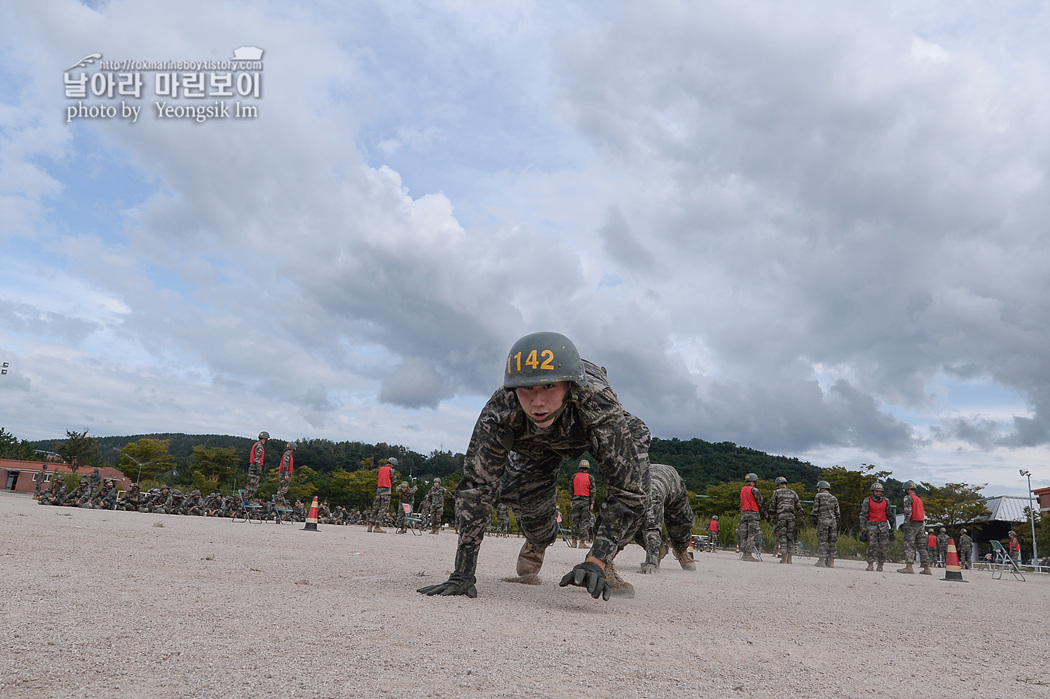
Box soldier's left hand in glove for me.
[417,572,477,598]
[558,561,611,600]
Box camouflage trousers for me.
[958,543,972,568]
[276,473,291,500]
[245,465,262,499]
[901,521,931,566]
[496,515,510,535]
[738,511,761,554]
[864,521,891,563]
[815,521,838,560]
[569,498,591,540]
[370,487,391,525]
[637,490,695,566]
[774,513,797,555]
[496,454,562,551]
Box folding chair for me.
[272,494,293,524]
[401,503,423,535]
[233,490,263,523]
[990,540,1025,582]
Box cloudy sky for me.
[2,0,1048,496]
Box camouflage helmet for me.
[816,480,830,490]
[286,443,296,450]
[712,515,718,520]
[1008,530,1017,537]
[870,483,884,492]
[960,528,967,534]
[745,473,758,482]
[503,332,587,389]
[259,431,269,440]
[579,459,590,470]
[774,476,787,486]
[399,481,409,488]
[940,527,946,533]
[387,457,399,466]
[903,480,918,491]
[433,478,441,484]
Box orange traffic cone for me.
[302,496,320,532]
[942,538,967,583]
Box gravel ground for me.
[1,490,1047,699]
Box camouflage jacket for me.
[769,487,803,519]
[454,360,649,574]
[427,485,449,509]
[810,491,840,526]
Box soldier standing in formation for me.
[707,515,719,552]
[495,501,511,536]
[897,480,933,575]
[417,332,649,601]
[768,476,803,563]
[367,457,398,533]
[957,528,973,569]
[738,473,764,562]
[569,460,595,548]
[810,480,840,568]
[276,443,295,502]
[859,483,893,571]
[245,431,268,500]
[636,463,695,574]
[425,478,450,534]
[936,528,950,568]
[33,464,49,499]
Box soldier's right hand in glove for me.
[639,563,658,574]
[558,561,611,600]
[416,572,477,598]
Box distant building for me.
[1032,486,1050,516]
[0,459,129,494]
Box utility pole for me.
[1020,469,1039,566]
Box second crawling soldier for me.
[636,463,696,574]
[417,332,649,601]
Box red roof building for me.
[0,459,130,494]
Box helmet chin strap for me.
[524,400,567,425]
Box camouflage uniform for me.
[90,482,118,509]
[426,483,450,533]
[39,478,65,506]
[768,484,804,560]
[394,484,418,532]
[569,468,596,545]
[957,532,973,569]
[635,463,695,571]
[936,531,949,567]
[87,467,102,494]
[117,484,143,511]
[496,502,510,536]
[245,438,266,499]
[860,494,892,566]
[810,491,840,564]
[900,493,931,567]
[452,360,649,576]
[33,465,48,499]
[276,447,294,501]
[739,484,764,557]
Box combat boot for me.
[373,525,386,534]
[875,562,883,572]
[815,558,825,567]
[603,561,635,598]
[571,538,578,549]
[432,526,440,535]
[786,553,793,564]
[367,522,373,533]
[516,541,548,576]
[742,552,759,562]
[827,558,835,568]
[865,562,874,571]
[919,565,933,575]
[672,547,696,571]
[897,563,914,574]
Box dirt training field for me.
[1,491,1047,698]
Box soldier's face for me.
[515,382,569,427]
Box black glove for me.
[417,572,477,598]
[558,561,611,601]
[858,529,868,543]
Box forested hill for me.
[648,437,823,489]
[28,432,823,491]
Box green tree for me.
[0,427,36,460]
[921,481,990,528]
[56,429,101,472]
[121,439,177,483]
[822,464,891,536]
[187,445,238,492]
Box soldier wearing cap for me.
[958,528,973,569]
[810,480,840,568]
[425,478,450,534]
[936,527,950,568]
[417,331,650,601]
[245,431,268,500]
[569,460,595,548]
[860,482,893,571]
